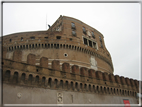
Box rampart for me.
[2,51,139,97]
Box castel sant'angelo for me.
[2,15,141,105]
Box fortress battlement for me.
[2,52,139,97]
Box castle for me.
[2,15,141,105]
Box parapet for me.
[2,53,140,94]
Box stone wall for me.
[2,53,139,101]
[3,83,138,104]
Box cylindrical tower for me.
[2,15,114,74]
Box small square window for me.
[70,38,72,41]
[56,36,61,39]
[45,37,48,39]
[93,42,97,49]
[21,37,23,41]
[30,37,35,40]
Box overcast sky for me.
[3,3,141,81]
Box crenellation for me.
[109,74,115,82]
[52,60,60,71]
[125,77,131,86]
[62,62,70,73]
[40,57,48,68]
[88,69,96,78]
[27,54,36,65]
[95,71,103,80]
[3,57,139,95]
[103,72,109,81]
[13,50,22,62]
[114,75,121,84]
[120,76,127,85]
[80,67,88,77]
[71,65,80,74]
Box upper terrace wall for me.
[4,42,113,73]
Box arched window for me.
[21,73,26,81]
[93,85,95,92]
[42,77,46,85]
[13,72,18,83]
[5,70,11,80]
[89,84,91,92]
[60,80,63,89]
[54,79,58,88]
[35,75,39,83]
[28,74,33,84]
[71,82,73,90]
[84,84,87,91]
[65,81,68,90]
[48,78,52,88]
[104,87,106,93]
[107,87,109,94]
[75,82,78,91]
[80,83,83,91]
[96,86,99,92]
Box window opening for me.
[9,39,12,42]
[71,82,73,90]
[65,81,68,89]
[99,36,102,42]
[21,37,23,41]
[56,44,59,49]
[89,40,92,47]
[45,37,48,39]
[35,76,39,82]
[83,38,88,45]
[56,36,61,39]
[48,78,52,87]
[93,42,96,49]
[83,27,86,34]
[28,74,33,81]
[21,73,26,81]
[42,77,46,83]
[71,23,76,29]
[60,80,63,89]
[84,84,87,90]
[36,69,38,72]
[5,70,10,79]
[54,79,58,88]
[30,36,35,40]
[75,82,78,90]
[101,43,103,48]
[64,53,68,57]
[92,32,95,38]
[72,31,76,36]
[70,38,72,41]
